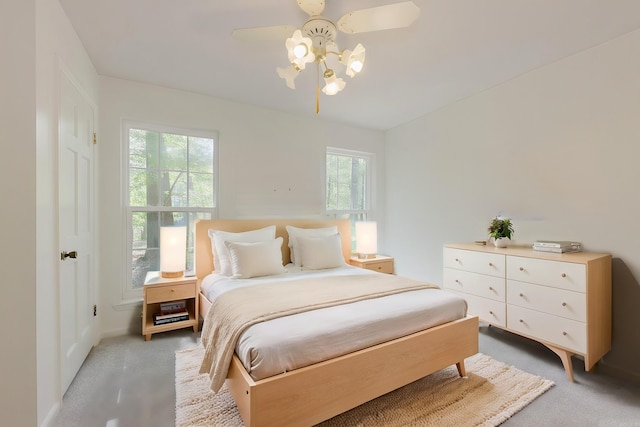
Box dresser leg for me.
[546,344,574,381]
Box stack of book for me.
[154,300,189,325]
[532,240,582,253]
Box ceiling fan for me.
[232,0,420,113]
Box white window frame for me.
[325,147,376,249]
[122,120,218,301]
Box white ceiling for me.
[58,0,640,130]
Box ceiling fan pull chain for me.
[316,62,320,114]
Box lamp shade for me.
[355,221,377,259]
[160,226,187,278]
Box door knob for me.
[61,250,78,260]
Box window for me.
[325,147,374,248]
[124,122,217,298]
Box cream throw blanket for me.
[199,272,440,392]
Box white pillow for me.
[225,237,287,279]
[286,225,338,266]
[296,233,346,270]
[208,225,276,276]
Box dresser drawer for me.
[444,268,505,302]
[507,280,586,322]
[507,305,586,353]
[448,291,506,328]
[146,282,196,304]
[444,248,505,277]
[506,256,586,292]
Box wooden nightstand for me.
[142,271,199,341]
[349,255,394,274]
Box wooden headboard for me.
[194,218,351,280]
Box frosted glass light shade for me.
[341,43,366,77]
[276,64,300,89]
[355,221,377,259]
[322,70,346,95]
[285,30,315,70]
[160,226,187,278]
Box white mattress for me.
[201,265,468,381]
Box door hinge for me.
[93,132,97,145]
[93,304,97,317]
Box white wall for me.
[0,1,37,425]
[385,29,640,381]
[98,77,386,336]
[35,0,100,425]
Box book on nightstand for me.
[159,300,186,315]
[153,311,189,325]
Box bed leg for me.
[456,360,467,377]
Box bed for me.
[194,218,478,427]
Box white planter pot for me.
[494,237,510,248]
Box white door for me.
[58,69,96,394]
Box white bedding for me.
[201,265,468,381]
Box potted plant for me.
[488,217,514,248]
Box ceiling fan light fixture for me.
[285,30,315,69]
[232,1,420,110]
[276,64,300,89]
[322,69,346,95]
[341,43,366,77]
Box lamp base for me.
[357,253,377,260]
[161,271,184,279]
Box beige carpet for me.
[175,347,553,427]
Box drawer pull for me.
[519,293,524,298]
[171,289,175,292]
[455,279,461,284]
[562,331,568,336]
[519,319,524,323]
[561,273,567,278]
[377,266,382,270]
[489,311,494,316]
[562,302,567,307]
[488,262,493,267]
[489,286,494,291]
[519,267,525,271]
[455,258,460,263]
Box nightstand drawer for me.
[349,256,394,274]
[146,283,196,304]
[363,261,394,274]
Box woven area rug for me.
[175,347,553,427]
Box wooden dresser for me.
[443,242,611,381]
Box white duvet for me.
[201,264,467,381]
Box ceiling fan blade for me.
[297,0,325,16]
[232,25,298,42]
[337,1,420,34]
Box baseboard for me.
[99,327,134,340]
[599,361,640,386]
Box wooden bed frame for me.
[194,218,479,427]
